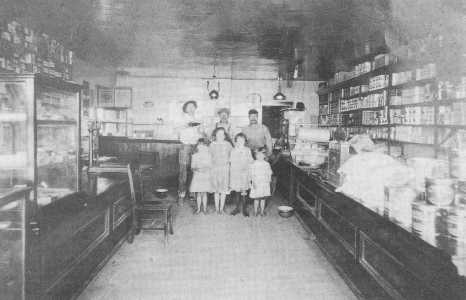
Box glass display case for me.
[0,73,81,206]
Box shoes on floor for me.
[230,208,240,216]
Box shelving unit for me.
[318,51,466,156]
[96,87,133,137]
[0,73,82,205]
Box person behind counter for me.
[241,109,272,157]
[215,107,234,138]
[178,100,205,202]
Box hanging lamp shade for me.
[273,91,286,100]
[273,76,286,100]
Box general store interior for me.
[0,1,465,299]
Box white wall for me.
[115,73,320,138]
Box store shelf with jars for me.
[0,73,81,207]
[310,34,466,299]
[96,86,132,137]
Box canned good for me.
[450,149,466,180]
[426,177,456,207]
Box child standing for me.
[209,127,233,214]
[190,138,212,214]
[249,147,273,216]
[229,133,253,217]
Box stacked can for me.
[412,201,449,247]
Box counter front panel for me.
[278,157,466,300]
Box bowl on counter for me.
[155,188,168,199]
[277,205,294,218]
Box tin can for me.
[426,178,456,207]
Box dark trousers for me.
[232,191,249,215]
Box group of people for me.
[177,100,274,217]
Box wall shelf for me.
[391,77,435,89]
[318,65,390,95]
[318,53,466,156]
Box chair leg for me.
[164,223,168,245]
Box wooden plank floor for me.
[77,194,358,300]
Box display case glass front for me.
[0,74,81,206]
[0,76,34,189]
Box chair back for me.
[127,164,138,205]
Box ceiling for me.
[1,0,464,79]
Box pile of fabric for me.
[336,151,415,215]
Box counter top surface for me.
[100,135,181,144]
[40,171,129,234]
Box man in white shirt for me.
[178,100,204,201]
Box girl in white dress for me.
[229,133,253,216]
[190,138,212,214]
[249,147,273,216]
[209,127,233,214]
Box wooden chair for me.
[137,151,159,194]
[127,163,174,245]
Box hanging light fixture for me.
[207,64,220,100]
[273,75,286,100]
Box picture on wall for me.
[114,87,132,108]
[97,85,114,107]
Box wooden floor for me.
[77,194,357,300]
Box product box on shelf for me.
[373,53,397,69]
[369,75,389,91]
[0,20,72,80]
[360,85,369,93]
[349,85,361,96]
[328,141,351,186]
[392,71,414,86]
[415,63,436,80]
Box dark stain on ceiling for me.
[0,0,464,79]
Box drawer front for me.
[320,202,357,255]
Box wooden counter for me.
[275,156,466,300]
[0,172,133,300]
[99,136,181,187]
[39,172,133,299]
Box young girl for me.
[249,147,273,216]
[209,127,233,214]
[190,138,212,214]
[229,133,253,217]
